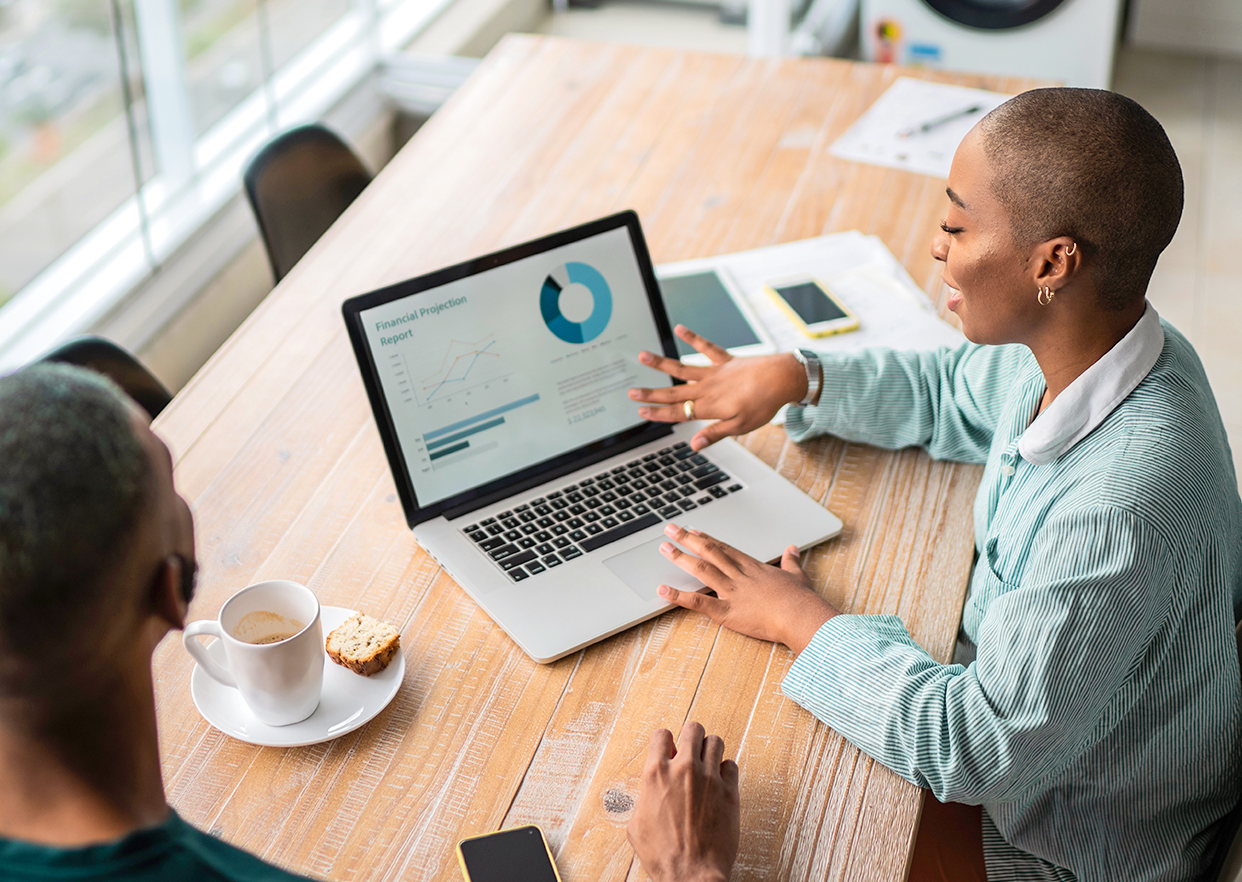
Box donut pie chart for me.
[541,261,612,344]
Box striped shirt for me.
[781,307,1242,881]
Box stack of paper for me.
[659,230,963,358]
[657,231,965,424]
[829,77,1012,179]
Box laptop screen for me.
[345,213,675,522]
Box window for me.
[0,0,150,307]
[0,0,455,370]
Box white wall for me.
[1130,0,1242,59]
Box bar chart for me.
[422,393,541,470]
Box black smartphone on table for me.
[456,825,562,882]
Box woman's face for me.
[931,126,1043,345]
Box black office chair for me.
[243,124,373,283]
[39,336,172,420]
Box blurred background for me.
[0,0,1237,468]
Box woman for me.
[627,88,1242,881]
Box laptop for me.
[342,211,842,663]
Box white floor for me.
[536,5,1242,488]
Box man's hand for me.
[628,325,809,451]
[628,722,740,882]
[657,524,838,655]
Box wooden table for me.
[152,36,1041,881]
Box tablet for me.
[655,266,775,365]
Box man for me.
[0,363,741,880]
[0,364,312,880]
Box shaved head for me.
[979,88,1183,310]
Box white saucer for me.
[189,606,404,747]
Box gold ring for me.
[683,399,696,421]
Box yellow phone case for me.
[765,277,860,338]
[456,825,563,882]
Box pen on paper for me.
[897,104,985,138]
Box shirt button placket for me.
[999,442,1020,479]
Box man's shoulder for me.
[162,811,314,882]
[0,811,313,882]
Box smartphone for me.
[765,277,859,338]
[456,825,562,882]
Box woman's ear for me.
[1033,237,1081,290]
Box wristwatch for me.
[792,349,821,407]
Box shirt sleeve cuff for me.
[781,613,927,727]
[783,402,830,442]
[784,357,850,442]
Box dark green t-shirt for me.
[0,809,313,881]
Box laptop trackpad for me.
[603,537,704,602]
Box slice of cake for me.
[325,612,400,676]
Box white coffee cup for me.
[183,580,324,727]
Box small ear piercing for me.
[1038,244,1073,304]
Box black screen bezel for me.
[342,210,679,528]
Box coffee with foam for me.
[234,610,305,645]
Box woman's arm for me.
[780,506,1172,803]
[629,326,1028,464]
[785,341,1029,465]
[656,507,1173,803]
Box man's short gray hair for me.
[0,364,153,691]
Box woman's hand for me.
[656,523,838,655]
[629,325,809,451]
[627,722,740,882]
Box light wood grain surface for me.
[151,36,1042,882]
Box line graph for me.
[417,335,511,405]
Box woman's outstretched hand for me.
[656,523,838,655]
[629,325,810,451]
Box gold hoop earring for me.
[1065,242,1077,256]
[1037,286,1055,306]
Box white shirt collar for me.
[1018,303,1164,466]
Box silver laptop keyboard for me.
[460,441,744,582]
